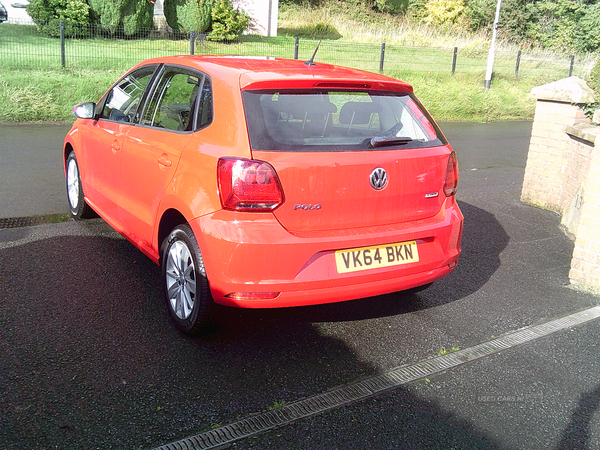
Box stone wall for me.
[521,76,600,294]
[566,126,600,292]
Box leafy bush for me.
[27,0,92,37]
[407,0,429,21]
[524,0,580,49]
[425,0,465,24]
[206,0,249,41]
[279,0,320,6]
[281,0,408,14]
[575,4,600,53]
[462,0,600,52]
[165,0,214,33]
[26,0,158,36]
[122,1,154,35]
[88,0,154,35]
[374,0,410,14]
[497,0,535,40]
[588,58,600,97]
[462,0,537,41]
[461,0,492,31]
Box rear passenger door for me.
[118,66,210,249]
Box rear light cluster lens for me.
[217,158,285,212]
[443,151,459,197]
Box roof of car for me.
[134,55,414,93]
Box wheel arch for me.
[64,142,74,171]
[63,125,85,175]
[157,209,188,264]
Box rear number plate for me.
[335,241,419,274]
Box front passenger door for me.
[80,65,157,223]
[118,66,207,249]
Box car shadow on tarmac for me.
[0,200,511,449]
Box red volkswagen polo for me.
[64,55,463,333]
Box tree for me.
[461,0,600,52]
[28,0,154,36]
[163,0,249,39]
[206,0,249,41]
[87,0,154,35]
[575,3,600,52]
[164,0,214,33]
[27,0,92,36]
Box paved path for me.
[0,123,71,218]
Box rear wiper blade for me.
[369,136,414,148]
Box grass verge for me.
[0,68,117,122]
[2,13,590,123]
[398,70,540,122]
[0,65,539,123]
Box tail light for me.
[443,151,459,197]
[217,158,284,212]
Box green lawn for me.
[0,22,591,122]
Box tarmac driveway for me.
[1,121,599,449]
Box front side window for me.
[141,67,210,132]
[242,90,445,152]
[101,65,157,123]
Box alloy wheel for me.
[67,158,80,210]
[165,240,197,320]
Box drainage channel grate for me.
[152,305,600,450]
[0,214,71,229]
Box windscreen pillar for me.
[521,76,600,294]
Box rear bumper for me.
[190,198,463,308]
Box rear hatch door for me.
[243,89,452,233]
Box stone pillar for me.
[521,77,594,214]
[520,76,600,294]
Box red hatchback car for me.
[64,55,463,333]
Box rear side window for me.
[196,77,213,129]
[142,67,201,131]
[138,66,213,132]
[242,90,445,152]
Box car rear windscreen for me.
[242,90,446,152]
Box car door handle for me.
[111,141,120,153]
[158,154,172,168]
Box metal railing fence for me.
[1,19,595,81]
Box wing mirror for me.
[73,102,96,120]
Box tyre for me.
[162,224,214,334]
[66,152,94,219]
